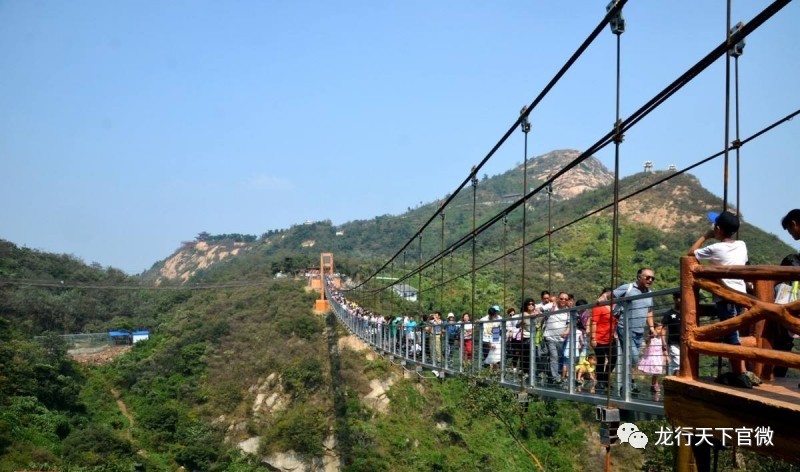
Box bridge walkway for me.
[327,282,669,417]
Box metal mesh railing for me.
[327,278,670,415]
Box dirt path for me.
[111,388,134,441]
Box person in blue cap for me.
[688,210,753,388]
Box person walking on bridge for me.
[518,298,538,375]
[431,311,444,365]
[614,267,656,394]
[461,313,474,363]
[689,211,752,389]
[661,292,682,376]
[589,288,616,392]
[544,292,570,384]
[445,313,460,366]
[478,305,502,362]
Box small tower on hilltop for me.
[643,161,654,173]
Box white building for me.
[392,283,418,302]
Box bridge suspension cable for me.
[377,107,799,299]
[729,18,746,233]
[606,0,627,433]
[350,0,792,298]
[347,0,630,293]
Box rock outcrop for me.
[154,240,251,284]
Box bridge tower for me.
[313,252,337,312]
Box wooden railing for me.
[679,256,800,379]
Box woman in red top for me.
[589,288,616,392]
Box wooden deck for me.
[663,375,800,465]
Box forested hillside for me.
[0,239,621,471]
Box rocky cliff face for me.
[520,149,614,201]
[618,174,712,233]
[524,152,718,234]
[154,240,251,285]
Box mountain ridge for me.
[145,149,793,287]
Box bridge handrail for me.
[324,276,669,415]
[679,256,800,380]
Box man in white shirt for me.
[689,210,751,388]
[543,292,570,384]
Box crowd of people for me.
[327,208,800,395]
[329,278,675,396]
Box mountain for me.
[489,148,614,202]
[145,149,793,304]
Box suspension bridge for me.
[309,1,800,470]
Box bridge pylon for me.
[313,252,338,313]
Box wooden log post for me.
[751,279,776,380]
[680,256,700,379]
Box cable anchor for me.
[612,119,625,144]
[729,21,746,57]
[520,105,532,133]
[606,1,625,35]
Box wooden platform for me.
[663,376,800,464]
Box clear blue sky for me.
[1,1,798,274]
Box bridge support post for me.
[750,279,777,380]
[676,443,692,472]
[675,441,711,472]
[680,256,700,378]
[314,253,335,312]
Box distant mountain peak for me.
[514,149,613,201]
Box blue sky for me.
[1,1,798,274]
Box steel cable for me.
[356,0,791,295]
[393,108,800,297]
[346,0,630,292]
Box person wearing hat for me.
[689,210,752,388]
